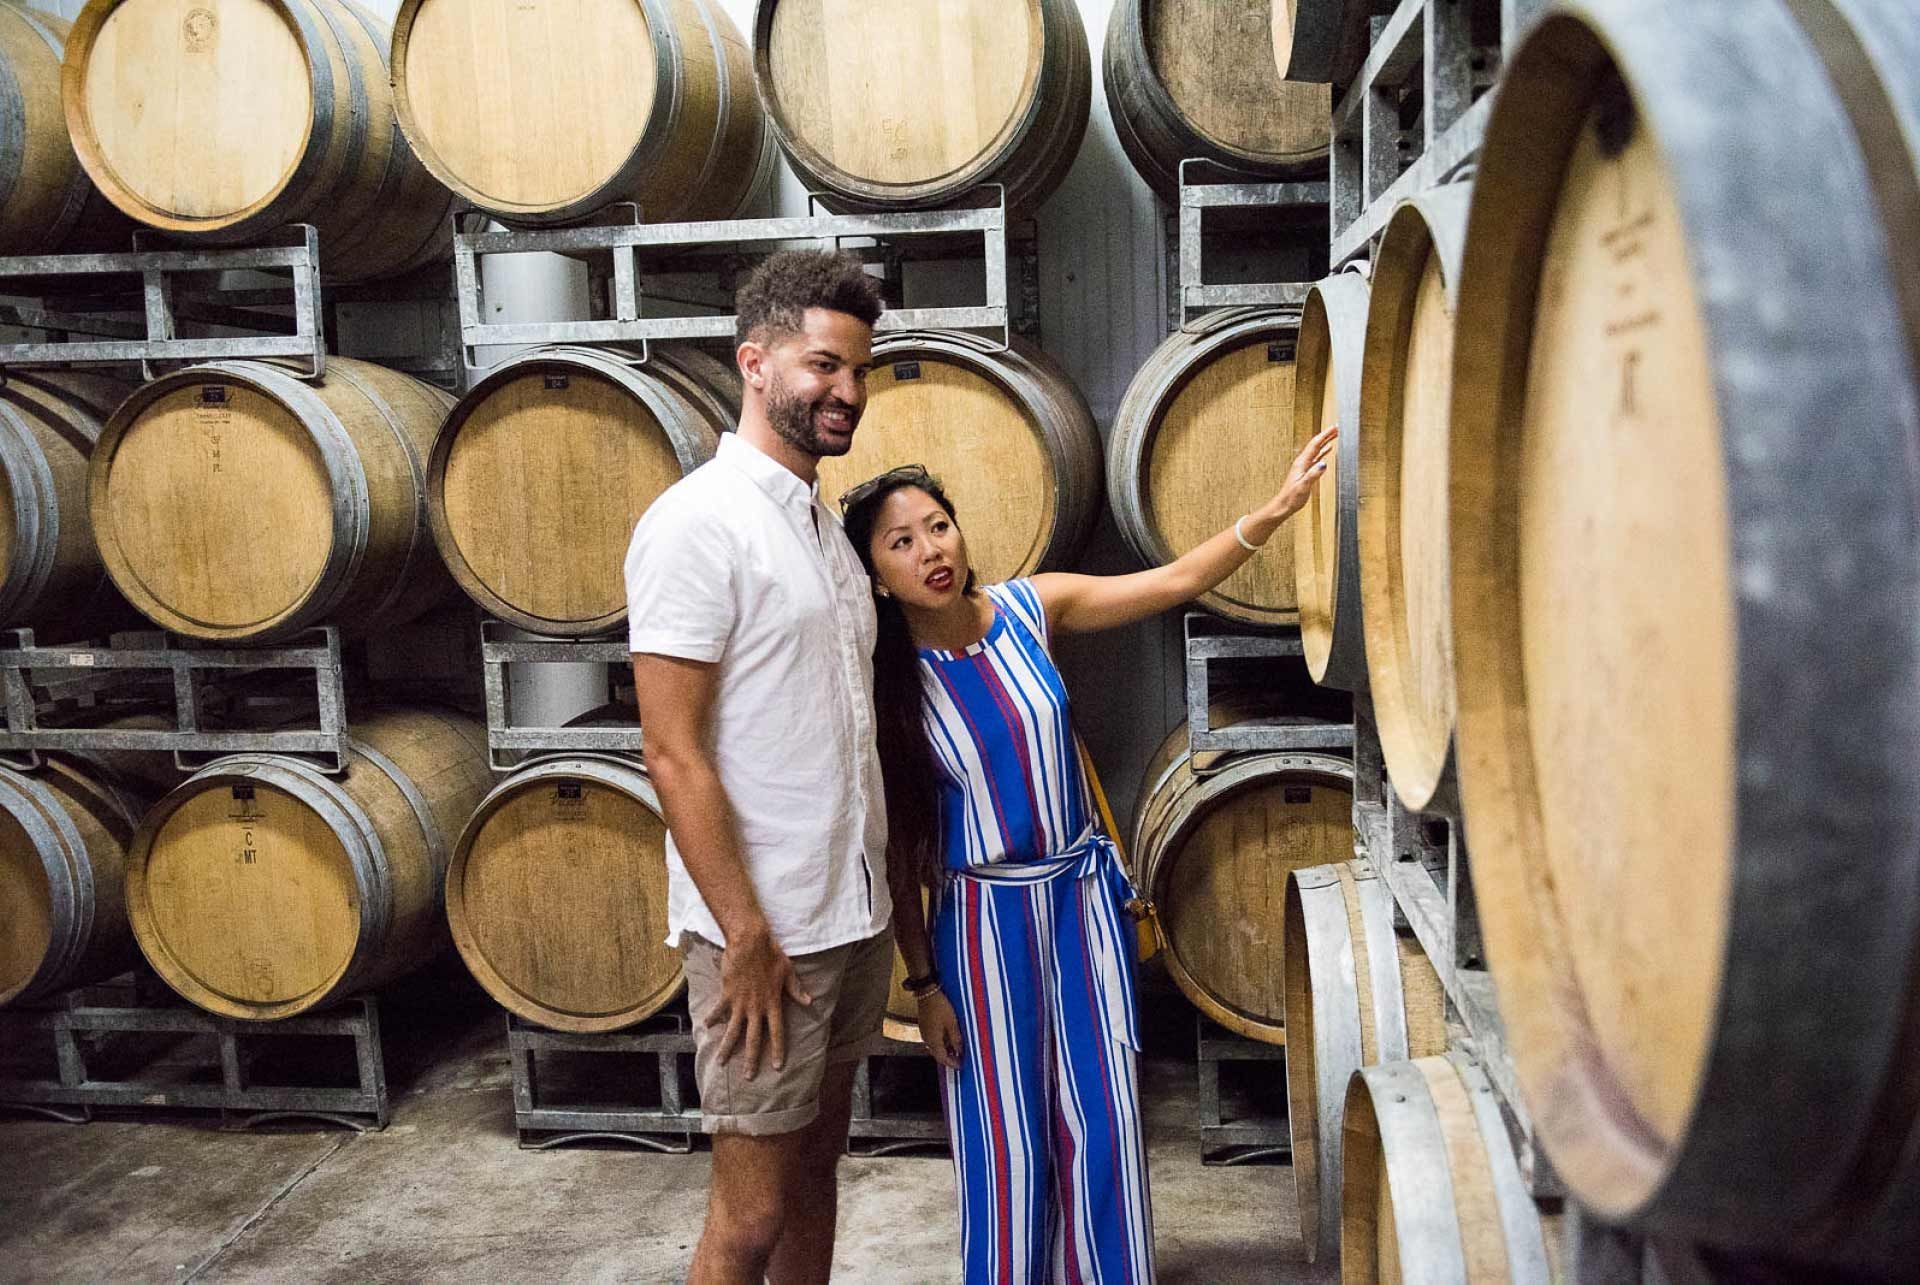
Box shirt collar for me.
[718,432,820,515]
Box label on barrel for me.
[544,375,570,391]
[201,386,227,405]
[554,781,585,813]
[893,362,921,381]
[1267,342,1296,363]
[1283,785,1312,805]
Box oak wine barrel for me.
[1357,185,1469,814]
[0,6,127,255]
[818,332,1101,582]
[1271,0,1397,86]
[1109,308,1303,627]
[1105,0,1330,199]
[754,0,1088,213]
[393,0,766,226]
[126,707,491,1020]
[90,358,456,643]
[1129,706,1353,1045]
[428,344,734,637]
[62,0,454,281]
[1448,0,1920,1242]
[0,743,172,1008]
[447,752,680,1033]
[1284,860,1447,1266]
[1341,1053,1554,1283]
[0,368,134,642]
[1293,269,1370,691]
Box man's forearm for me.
[648,750,770,945]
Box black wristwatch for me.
[902,970,941,999]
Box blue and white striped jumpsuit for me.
[919,579,1155,1284]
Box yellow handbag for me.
[1076,736,1162,964]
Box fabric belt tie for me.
[945,825,1142,1051]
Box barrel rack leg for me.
[846,1036,947,1158]
[1194,1014,1291,1165]
[506,1010,701,1152]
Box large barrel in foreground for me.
[0,7,127,255]
[1341,1054,1553,1282]
[394,0,765,225]
[0,369,134,641]
[1105,0,1330,198]
[63,0,453,280]
[1293,270,1370,692]
[818,333,1101,583]
[1448,0,1920,1243]
[1130,710,1353,1045]
[126,708,492,1020]
[447,754,679,1033]
[1109,309,1303,626]
[1358,186,1470,814]
[1284,861,1447,1266]
[428,345,733,637]
[90,358,455,643]
[754,0,1088,212]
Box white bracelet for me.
[1234,515,1264,552]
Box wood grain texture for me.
[429,345,731,636]
[395,0,765,224]
[1130,707,1352,1045]
[1294,271,1369,690]
[447,755,680,1032]
[63,0,455,280]
[1109,310,1300,625]
[1357,188,1469,812]
[0,369,133,641]
[755,0,1087,211]
[1449,1,1920,1238]
[90,358,456,643]
[818,334,1102,581]
[0,6,127,254]
[1105,0,1329,198]
[127,706,491,1020]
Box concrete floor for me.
[0,971,1316,1284]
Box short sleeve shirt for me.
[624,433,891,954]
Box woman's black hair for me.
[842,470,977,890]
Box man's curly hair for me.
[734,249,885,349]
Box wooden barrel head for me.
[819,347,1070,583]
[1358,190,1468,810]
[1145,336,1299,622]
[1451,3,1920,1235]
[97,379,335,634]
[1144,0,1327,165]
[448,762,679,1032]
[764,0,1038,189]
[437,364,691,635]
[133,777,363,1015]
[1293,273,1370,690]
[72,0,315,221]
[0,806,53,1001]
[396,0,657,211]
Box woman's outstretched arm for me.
[1033,423,1337,636]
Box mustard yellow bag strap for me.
[1075,734,1162,963]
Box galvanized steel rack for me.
[0,978,390,1130]
[1328,0,1549,266]
[506,1010,701,1152]
[478,622,638,770]
[0,626,352,773]
[847,1036,948,1157]
[1194,1015,1291,1164]
[453,190,1030,368]
[1167,162,1330,330]
[1183,613,1354,762]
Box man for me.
[624,250,893,1285]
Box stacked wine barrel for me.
[753,0,1088,212]
[0,5,128,255]
[1128,702,1353,1046]
[62,0,454,280]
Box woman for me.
[838,423,1336,1283]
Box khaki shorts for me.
[682,927,894,1136]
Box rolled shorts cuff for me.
[702,1101,820,1137]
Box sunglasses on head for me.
[838,463,931,513]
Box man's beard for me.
[766,368,860,458]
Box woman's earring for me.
[875,586,891,599]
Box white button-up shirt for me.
[624,432,891,955]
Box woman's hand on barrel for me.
[1268,424,1338,522]
[917,990,965,1068]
